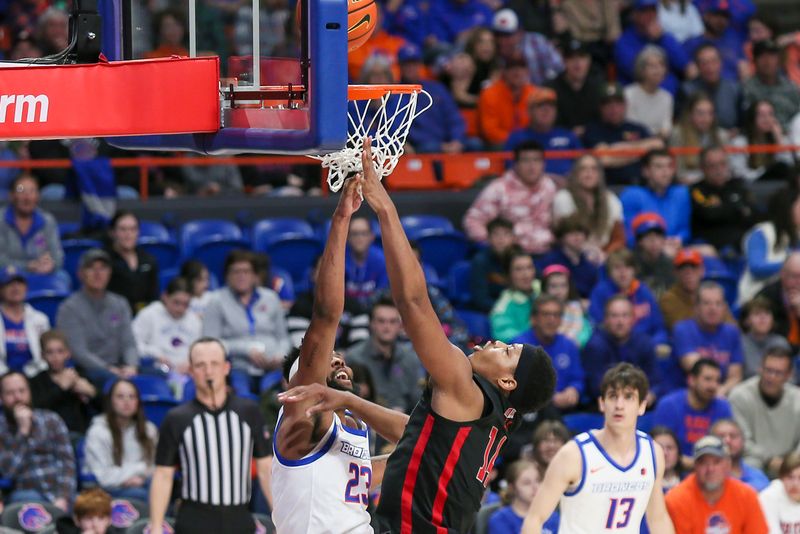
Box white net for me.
[310,87,432,192]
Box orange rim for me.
[347,84,423,101]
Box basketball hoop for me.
[310,84,432,192]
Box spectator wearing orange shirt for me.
[477,55,537,149]
[665,435,768,534]
[144,8,188,59]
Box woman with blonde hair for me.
[669,92,729,183]
[552,153,625,263]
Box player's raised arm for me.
[645,442,676,534]
[521,442,582,534]
[280,177,361,423]
[358,140,475,396]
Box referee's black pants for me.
[175,500,255,534]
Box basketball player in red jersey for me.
[356,140,555,533]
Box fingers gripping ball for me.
[296,0,378,52]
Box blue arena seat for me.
[158,267,180,293]
[128,375,175,401]
[25,272,71,294]
[637,412,655,433]
[413,229,470,278]
[179,219,247,258]
[455,309,490,341]
[563,412,605,434]
[74,438,98,487]
[261,236,322,286]
[141,398,179,427]
[447,260,473,307]
[400,215,454,239]
[252,217,315,244]
[57,221,80,238]
[27,290,69,325]
[259,370,284,393]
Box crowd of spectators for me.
[3,0,800,531]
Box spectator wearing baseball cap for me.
[631,212,675,298]
[743,39,800,128]
[546,39,606,135]
[683,0,748,82]
[666,434,769,533]
[694,0,756,40]
[614,0,694,97]
[396,44,477,154]
[56,249,139,388]
[491,8,564,86]
[658,248,728,329]
[504,87,583,177]
[477,54,537,149]
[0,266,50,377]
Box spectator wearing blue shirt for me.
[588,248,669,346]
[620,148,691,248]
[582,295,662,402]
[396,44,476,154]
[694,0,755,41]
[710,418,770,492]
[536,215,599,299]
[382,0,433,49]
[582,83,665,185]
[430,0,493,46]
[652,358,733,460]
[613,0,694,96]
[683,2,747,82]
[672,281,744,396]
[0,268,50,377]
[511,295,585,412]
[492,8,564,86]
[345,215,388,307]
[487,460,559,534]
[505,88,583,177]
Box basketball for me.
[347,0,378,51]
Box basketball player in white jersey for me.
[271,177,397,534]
[521,363,675,534]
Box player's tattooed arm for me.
[278,383,409,443]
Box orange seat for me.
[386,157,442,191]
[442,155,505,190]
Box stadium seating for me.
[57,221,80,239]
[179,219,249,281]
[158,267,179,293]
[474,502,502,534]
[27,290,69,325]
[253,222,322,285]
[1,502,65,533]
[129,375,174,400]
[413,229,470,278]
[400,215,455,238]
[447,260,473,307]
[455,309,490,341]
[75,438,98,487]
[563,412,604,434]
[259,370,284,393]
[110,498,149,529]
[138,220,180,270]
[26,272,71,294]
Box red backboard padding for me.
[0,56,220,140]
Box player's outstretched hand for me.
[277,383,351,418]
[334,174,363,219]
[360,137,392,212]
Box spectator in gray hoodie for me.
[0,173,63,274]
[56,249,139,388]
[202,250,290,392]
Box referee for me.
[148,337,273,534]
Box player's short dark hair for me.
[641,148,672,168]
[530,294,563,317]
[553,214,589,240]
[598,362,649,401]
[509,345,557,414]
[282,347,301,382]
[513,140,544,161]
[689,357,721,377]
[487,216,514,234]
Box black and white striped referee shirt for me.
[155,396,270,506]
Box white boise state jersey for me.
[271,408,373,534]
[559,430,657,534]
